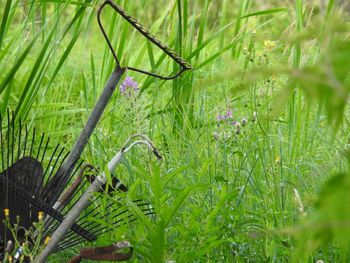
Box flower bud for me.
[4,208,9,219]
[44,236,51,245]
[38,211,44,221]
[252,111,257,122]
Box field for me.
[1,0,350,262]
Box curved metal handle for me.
[97,0,193,80]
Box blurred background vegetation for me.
[0,0,350,262]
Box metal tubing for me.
[34,178,105,263]
[34,151,124,263]
[60,65,124,177]
[45,66,125,203]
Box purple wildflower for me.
[226,110,233,119]
[217,110,234,122]
[120,76,139,96]
[217,114,224,121]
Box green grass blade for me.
[0,33,40,96]
[240,7,288,19]
[163,185,202,227]
[0,0,12,49]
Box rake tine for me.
[29,127,35,157]
[35,133,161,262]
[35,133,45,161]
[55,209,154,252]
[11,111,14,166]
[0,113,4,173]
[23,123,28,157]
[16,119,21,161]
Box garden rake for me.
[0,113,160,260]
[1,0,192,262]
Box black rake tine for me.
[91,208,155,237]
[59,201,153,243]
[74,198,148,224]
[42,143,60,183]
[17,118,22,161]
[29,127,35,157]
[55,209,154,252]
[35,133,45,161]
[11,111,15,165]
[39,136,50,166]
[43,147,66,190]
[77,204,154,236]
[23,123,28,157]
[48,160,85,207]
[6,111,10,210]
[44,159,83,208]
[35,140,58,197]
[77,201,152,230]
[0,113,4,172]
[0,175,96,242]
[34,148,69,197]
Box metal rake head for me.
[98,0,193,80]
[0,113,154,260]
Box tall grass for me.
[1,0,350,262]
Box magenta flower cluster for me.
[120,77,139,96]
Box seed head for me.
[252,111,257,122]
[235,122,241,130]
[293,188,306,217]
[235,122,241,135]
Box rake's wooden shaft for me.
[46,66,125,204]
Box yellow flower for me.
[264,40,276,51]
[275,156,281,164]
[44,236,51,245]
[4,208,9,218]
[38,211,44,221]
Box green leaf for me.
[163,185,202,227]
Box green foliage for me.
[290,37,350,128]
[0,0,95,119]
[293,168,350,261]
[1,0,350,262]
